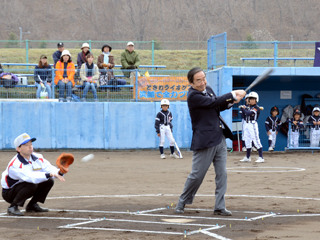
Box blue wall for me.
[0,102,194,150]
[211,67,320,151]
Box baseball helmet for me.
[312,106,320,113]
[293,109,301,117]
[247,91,259,102]
[270,106,279,115]
[160,99,170,107]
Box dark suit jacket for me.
[188,85,234,151]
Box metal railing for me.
[0,39,207,67]
[208,33,317,68]
[287,122,320,150]
[0,65,188,102]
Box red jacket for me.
[54,61,75,87]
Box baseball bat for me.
[245,68,274,92]
[239,105,264,110]
[173,140,183,158]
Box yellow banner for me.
[134,76,189,101]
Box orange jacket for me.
[54,61,76,86]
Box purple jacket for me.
[0,72,19,83]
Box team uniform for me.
[242,105,262,149]
[239,102,247,151]
[308,107,320,147]
[1,133,65,216]
[239,92,264,163]
[1,152,59,191]
[239,102,257,152]
[155,99,179,159]
[286,113,304,148]
[265,106,281,151]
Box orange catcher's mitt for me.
[56,153,74,174]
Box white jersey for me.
[1,152,60,190]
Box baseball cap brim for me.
[21,138,36,146]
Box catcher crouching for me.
[1,133,74,216]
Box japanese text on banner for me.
[134,76,189,101]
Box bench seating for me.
[240,57,314,67]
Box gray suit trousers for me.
[177,136,228,210]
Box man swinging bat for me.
[175,67,246,216]
[1,133,74,216]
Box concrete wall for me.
[0,102,193,150]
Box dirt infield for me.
[0,150,320,239]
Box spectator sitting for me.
[77,43,91,69]
[34,54,52,99]
[52,42,64,66]
[54,50,75,102]
[97,44,115,82]
[80,53,100,102]
[97,44,126,91]
[121,42,140,84]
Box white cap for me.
[81,43,90,49]
[14,133,36,148]
[313,107,320,112]
[61,49,71,57]
[127,41,134,46]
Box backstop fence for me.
[1,38,318,69]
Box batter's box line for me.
[186,208,270,214]
[59,217,221,228]
[49,208,247,221]
[58,219,227,239]
[50,208,273,222]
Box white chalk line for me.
[59,226,184,235]
[48,208,247,221]
[66,219,104,227]
[274,214,320,217]
[226,166,305,173]
[249,213,276,221]
[201,229,233,240]
[187,208,269,214]
[60,217,219,228]
[187,225,224,235]
[1,193,319,203]
[138,207,166,214]
[0,215,91,221]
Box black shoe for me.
[26,203,49,212]
[175,207,184,214]
[175,203,185,214]
[213,209,232,216]
[7,206,24,216]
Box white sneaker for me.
[268,146,274,151]
[240,157,251,162]
[255,157,265,163]
[160,154,166,159]
[252,147,257,152]
[242,147,247,152]
[170,153,180,159]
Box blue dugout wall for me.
[0,102,193,150]
[211,67,320,151]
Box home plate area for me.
[27,207,276,238]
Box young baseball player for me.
[240,95,257,152]
[265,106,282,151]
[239,92,264,163]
[286,109,304,148]
[155,99,179,159]
[308,106,320,147]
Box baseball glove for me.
[56,153,74,174]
